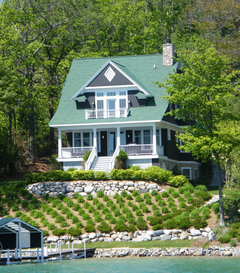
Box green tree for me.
[161,39,239,226]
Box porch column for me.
[152,124,157,154]
[93,128,97,147]
[58,128,62,158]
[116,127,121,147]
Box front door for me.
[126,130,133,144]
[98,131,107,156]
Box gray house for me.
[50,43,200,180]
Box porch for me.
[57,125,164,171]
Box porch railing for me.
[120,144,154,155]
[85,108,129,119]
[61,147,93,159]
[85,146,97,170]
[109,145,120,170]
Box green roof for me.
[50,54,178,126]
[0,217,15,228]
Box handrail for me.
[85,146,97,170]
[120,144,154,155]
[109,145,120,170]
[86,108,129,119]
[61,146,93,159]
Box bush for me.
[115,151,128,169]
[212,202,219,214]
[97,191,104,198]
[168,175,188,187]
[114,223,129,232]
[68,227,82,236]
[148,216,162,226]
[218,234,232,244]
[164,218,178,229]
[97,222,112,233]
[136,217,148,230]
[192,217,207,229]
[230,239,237,247]
[95,171,108,180]
[85,224,95,233]
[83,150,91,161]
[144,166,172,183]
[52,229,67,236]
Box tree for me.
[161,39,240,226]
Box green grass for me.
[81,239,195,249]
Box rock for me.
[111,234,118,239]
[224,251,232,256]
[208,231,216,241]
[152,236,161,241]
[146,230,154,236]
[190,229,201,236]
[84,186,95,193]
[74,187,83,193]
[104,237,114,243]
[47,236,59,243]
[125,181,134,186]
[147,184,157,190]
[164,230,172,236]
[180,231,189,240]
[89,233,97,239]
[205,227,211,233]
[81,234,89,239]
[66,185,74,192]
[79,192,87,197]
[122,236,131,241]
[128,187,135,191]
[160,235,171,241]
[153,230,164,237]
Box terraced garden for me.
[0,180,215,237]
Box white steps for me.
[91,156,112,172]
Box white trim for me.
[181,167,192,180]
[85,85,135,90]
[128,155,159,159]
[72,60,150,99]
[57,158,84,162]
[50,120,161,128]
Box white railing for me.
[109,145,120,170]
[85,108,129,119]
[61,147,93,159]
[120,144,154,155]
[85,146,97,170]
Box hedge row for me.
[24,166,189,187]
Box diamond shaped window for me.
[104,67,116,82]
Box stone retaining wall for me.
[94,247,240,257]
[27,181,162,197]
[46,228,216,244]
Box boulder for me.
[125,181,134,186]
[179,231,189,240]
[74,187,83,193]
[84,186,95,193]
[47,236,59,243]
[104,237,114,243]
[89,233,97,239]
[66,185,74,192]
[160,235,171,241]
[153,230,164,237]
[190,229,201,236]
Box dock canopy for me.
[0,218,43,250]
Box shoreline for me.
[93,246,240,258]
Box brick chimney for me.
[163,39,175,66]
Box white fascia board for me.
[50,120,161,129]
[72,60,150,99]
[128,155,159,160]
[160,120,184,131]
[57,158,83,162]
[85,85,135,90]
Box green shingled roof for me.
[49,54,178,126]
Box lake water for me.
[1,257,240,273]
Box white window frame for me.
[181,167,192,180]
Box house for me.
[49,43,200,180]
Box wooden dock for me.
[0,248,96,265]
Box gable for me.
[88,63,133,87]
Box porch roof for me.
[50,54,178,127]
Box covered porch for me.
[57,124,164,160]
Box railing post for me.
[37,248,40,262]
[58,128,62,158]
[7,249,10,265]
[152,124,157,154]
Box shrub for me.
[110,217,117,224]
[230,239,237,247]
[136,210,143,216]
[161,191,169,198]
[52,229,67,236]
[136,217,148,230]
[115,150,128,169]
[158,200,166,206]
[97,191,104,198]
[126,194,133,200]
[153,210,161,217]
[68,227,82,237]
[77,196,84,203]
[212,202,219,214]
[97,222,112,233]
[85,224,95,233]
[148,216,162,226]
[151,190,158,196]
[168,175,188,187]
[114,223,129,232]
[60,221,69,228]
[87,194,93,201]
[218,234,232,244]
[55,215,65,223]
[176,214,191,230]
[161,207,169,214]
[144,166,172,183]
[192,217,207,229]
[95,171,108,180]
[76,222,84,229]
[164,218,178,229]
[128,224,137,232]
[135,195,143,203]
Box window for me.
[83,132,90,146]
[97,100,104,118]
[134,130,141,144]
[120,91,126,96]
[119,98,126,108]
[181,167,192,180]
[96,92,104,97]
[74,133,81,147]
[194,168,199,180]
[143,130,151,144]
[107,91,116,96]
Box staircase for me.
[91,156,112,172]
